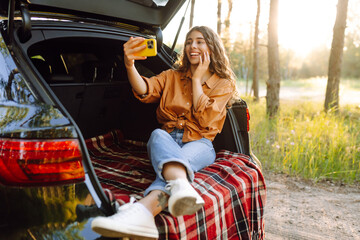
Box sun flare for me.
[164,0,341,58]
[278,0,337,56]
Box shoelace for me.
[116,196,136,212]
[165,180,175,191]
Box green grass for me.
[237,77,360,90]
[244,97,360,184]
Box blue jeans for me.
[144,128,216,196]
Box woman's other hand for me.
[192,51,211,84]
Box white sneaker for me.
[166,178,205,217]
[91,198,159,240]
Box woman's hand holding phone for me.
[123,37,147,69]
[123,37,157,69]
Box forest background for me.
[165,0,360,86]
[163,0,360,184]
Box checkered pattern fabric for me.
[86,130,266,239]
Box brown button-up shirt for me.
[134,69,233,142]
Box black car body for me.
[0,0,253,239]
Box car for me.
[0,0,265,239]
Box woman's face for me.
[185,30,211,66]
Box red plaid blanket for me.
[86,130,266,239]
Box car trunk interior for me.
[27,36,164,141]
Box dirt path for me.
[263,171,360,240]
[242,82,360,106]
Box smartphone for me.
[135,39,157,57]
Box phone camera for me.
[147,40,154,49]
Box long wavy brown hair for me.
[176,26,239,103]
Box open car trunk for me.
[17,21,266,239]
[25,25,251,155]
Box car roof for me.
[1,0,186,29]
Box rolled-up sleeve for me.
[133,70,169,103]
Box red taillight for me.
[246,108,250,132]
[0,138,85,186]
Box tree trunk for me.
[222,0,233,53]
[266,0,281,117]
[324,0,349,112]
[252,0,261,101]
[217,0,222,35]
[247,22,254,96]
[189,0,195,29]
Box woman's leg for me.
[142,128,216,216]
[139,162,188,216]
[140,162,204,217]
[138,190,169,216]
[164,137,216,216]
[181,137,216,172]
[143,129,193,196]
[162,162,188,180]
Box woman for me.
[91,26,237,239]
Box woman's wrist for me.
[192,77,202,85]
[125,62,135,70]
